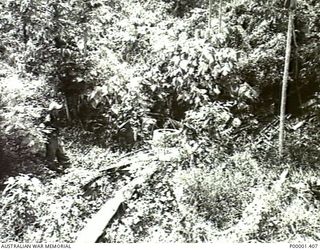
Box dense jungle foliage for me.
[0,0,320,243]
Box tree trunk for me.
[64,95,71,122]
[279,11,294,158]
[83,25,88,56]
[208,0,213,29]
[219,0,222,32]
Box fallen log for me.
[76,162,157,243]
[82,150,155,190]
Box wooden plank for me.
[82,152,156,190]
[76,189,126,243]
[76,162,157,243]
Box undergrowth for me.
[0,118,320,243]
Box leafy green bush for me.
[183,102,241,139]
[0,69,53,161]
[286,117,320,167]
[0,169,115,242]
[174,151,261,230]
[0,175,42,242]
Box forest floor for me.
[1,121,320,243]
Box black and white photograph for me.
[0,0,320,246]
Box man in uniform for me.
[44,101,70,173]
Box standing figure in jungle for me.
[44,101,70,173]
